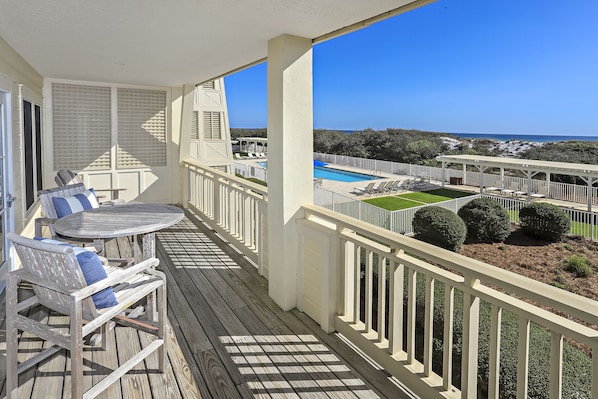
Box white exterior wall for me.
[0,35,44,236]
[42,79,182,205]
[188,80,233,172]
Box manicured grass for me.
[398,188,472,203]
[364,188,473,211]
[364,196,423,211]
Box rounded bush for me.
[457,198,511,243]
[519,202,570,242]
[413,206,466,251]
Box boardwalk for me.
[1,209,414,398]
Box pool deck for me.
[234,158,595,212]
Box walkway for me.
[0,210,415,398]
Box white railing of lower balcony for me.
[182,159,268,276]
[299,204,598,399]
[182,162,597,398]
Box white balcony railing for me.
[299,205,597,398]
[182,159,268,276]
[182,162,598,398]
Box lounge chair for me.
[385,180,402,194]
[531,186,548,199]
[514,185,528,197]
[6,233,166,399]
[353,182,375,195]
[371,181,388,195]
[399,179,413,191]
[247,152,256,158]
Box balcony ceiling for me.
[0,0,430,87]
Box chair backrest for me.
[55,169,84,187]
[38,183,87,236]
[376,181,388,190]
[8,233,99,320]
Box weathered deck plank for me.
[1,210,414,398]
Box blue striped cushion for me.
[52,189,99,218]
[34,238,118,309]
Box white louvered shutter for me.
[117,88,167,168]
[52,83,112,170]
[191,111,199,140]
[203,111,221,140]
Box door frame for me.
[0,74,16,279]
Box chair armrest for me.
[35,217,58,236]
[72,257,160,301]
[93,188,126,200]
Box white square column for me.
[267,34,313,310]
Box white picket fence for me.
[314,152,598,205]
[315,187,598,240]
[315,187,481,235]
[234,161,268,182]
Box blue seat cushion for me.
[52,189,99,218]
[35,238,118,309]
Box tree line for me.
[232,127,598,170]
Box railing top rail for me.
[302,203,598,326]
[183,158,269,198]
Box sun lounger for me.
[371,181,388,195]
[384,180,402,194]
[353,182,375,195]
[514,185,528,197]
[531,186,548,199]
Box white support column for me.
[267,34,313,310]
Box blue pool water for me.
[257,162,378,182]
[314,166,379,182]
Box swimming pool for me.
[314,166,380,182]
[257,162,379,182]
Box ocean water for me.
[449,133,598,143]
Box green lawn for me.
[364,196,423,211]
[364,188,473,210]
[399,188,473,203]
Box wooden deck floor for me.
[0,209,414,398]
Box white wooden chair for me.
[55,169,126,201]
[5,233,166,399]
[36,183,97,240]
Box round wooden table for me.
[53,203,184,260]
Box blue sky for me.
[224,0,598,136]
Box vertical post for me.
[549,332,563,399]
[443,284,455,390]
[342,237,355,319]
[461,276,480,398]
[517,318,530,398]
[488,305,502,398]
[441,161,446,187]
[267,34,313,310]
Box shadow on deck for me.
[0,208,414,398]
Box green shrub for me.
[413,206,466,251]
[519,203,571,242]
[565,255,593,277]
[457,198,511,242]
